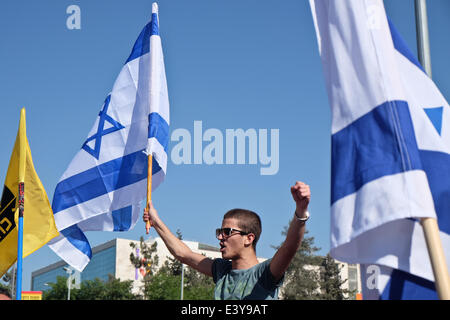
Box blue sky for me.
[0,0,449,291]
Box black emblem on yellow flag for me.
[0,186,16,243]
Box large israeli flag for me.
[310,0,450,299]
[48,2,170,272]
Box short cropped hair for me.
[223,209,262,251]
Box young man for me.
[143,181,311,300]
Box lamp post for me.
[63,267,74,300]
[180,263,184,300]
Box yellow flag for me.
[0,108,59,277]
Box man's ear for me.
[244,233,255,247]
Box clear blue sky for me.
[0,0,449,291]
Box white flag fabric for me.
[310,0,450,299]
[49,2,170,272]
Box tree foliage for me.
[274,221,355,300]
[0,269,13,298]
[274,225,322,300]
[129,236,159,280]
[0,282,12,299]
[129,231,215,300]
[319,254,354,300]
[144,272,182,299]
[183,266,215,300]
[42,276,70,300]
[161,229,183,276]
[42,275,138,300]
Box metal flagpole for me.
[414,0,432,76]
[414,0,450,300]
[15,183,24,300]
[15,108,27,300]
[10,263,16,300]
[180,263,184,300]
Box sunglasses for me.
[215,228,249,239]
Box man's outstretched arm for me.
[144,202,214,277]
[270,181,311,282]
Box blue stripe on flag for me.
[148,112,169,151]
[61,225,92,259]
[150,12,159,36]
[112,205,133,231]
[331,100,422,204]
[381,268,437,300]
[53,150,162,213]
[125,13,159,64]
[420,150,450,234]
[388,18,425,74]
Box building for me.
[336,261,362,297]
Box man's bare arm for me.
[144,202,214,277]
[270,181,311,282]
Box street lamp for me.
[63,267,74,300]
[180,264,184,300]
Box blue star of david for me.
[82,95,125,159]
[424,106,444,136]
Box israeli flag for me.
[310,0,450,299]
[49,2,170,272]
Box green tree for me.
[129,236,182,300]
[43,276,74,300]
[129,235,159,297]
[1,269,14,298]
[183,266,215,300]
[274,222,357,300]
[273,224,322,300]
[131,231,215,300]
[145,272,182,300]
[162,231,215,299]
[319,254,354,300]
[0,282,12,299]
[75,278,103,300]
[143,266,215,300]
[100,275,137,300]
[159,229,183,276]
[43,275,138,300]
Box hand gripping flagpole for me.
[415,0,450,300]
[16,108,27,300]
[146,154,152,234]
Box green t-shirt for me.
[212,258,283,300]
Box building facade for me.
[337,261,362,295]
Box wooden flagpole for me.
[415,0,450,300]
[420,218,450,299]
[146,154,153,234]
